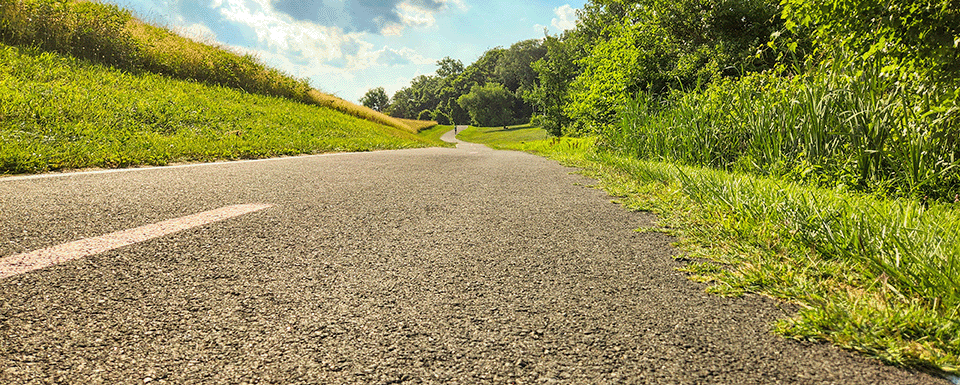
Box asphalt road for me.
[0,128,948,384]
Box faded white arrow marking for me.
[0,204,273,279]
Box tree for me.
[537,0,784,133]
[495,39,547,94]
[782,0,960,81]
[530,33,580,135]
[436,57,465,78]
[359,87,389,112]
[457,83,516,127]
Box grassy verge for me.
[455,124,550,150]
[461,126,960,375]
[416,125,456,147]
[0,44,440,174]
[604,61,959,203]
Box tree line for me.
[364,0,957,145]
[362,39,546,127]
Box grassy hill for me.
[0,0,440,174]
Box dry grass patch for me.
[397,118,439,132]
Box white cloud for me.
[214,0,369,68]
[374,46,433,66]
[396,2,437,28]
[551,4,578,31]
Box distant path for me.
[443,124,469,144]
[0,129,946,383]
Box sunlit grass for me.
[0,0,412,133]
[456,124,551,150]
[605,60,959,202]
[0,44,437,174]
[416,125,456,147]
[398,118,439,132]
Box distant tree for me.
[457,83,516,127]
[359,87,389,112]
[436,57,465,78]
[530,33,580,135]
[417,109,434,121]
[495,39,547,94]
[384,87,413,118]
[494,39,548,123]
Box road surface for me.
[0,128,947,383]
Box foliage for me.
[782,0,960,82]
[387,42,545,126]
[495,39,546,94]
[604,58,960,201]
[417,109,433,121]
[456,83,517,127]
[563,0,783,132]
[360,87,390,112]
[0,44,436,174]
[530,34,580,136]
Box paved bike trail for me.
[0,128,946,383]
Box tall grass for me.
[626,155,960,372]
[588,48,960,371]
[0,0,415,133]
[603,56,960,202]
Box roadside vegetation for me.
[462,125,959,374]
[448,0,959,372]
[0,0,440,174]
[455,124,549,150]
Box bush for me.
[457,83,516,127]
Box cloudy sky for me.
[108,0,586,102]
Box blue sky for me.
[107,0,587,102]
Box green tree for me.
[545,0,784,133]
[359,87,390,112]
[496,39,547,94]
[436,56,465,78]
[782,0,960,81]
[457,83,516,127]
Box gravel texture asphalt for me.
[0,128,949,384]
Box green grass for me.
[0,43,439,174]
[462,126,960,374]
[604,58,959,202]
[416,125,456,147]
[455,124,551,149]
[0,0,416,133]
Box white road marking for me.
[0,204,273,279]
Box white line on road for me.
[0,204,273,279]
